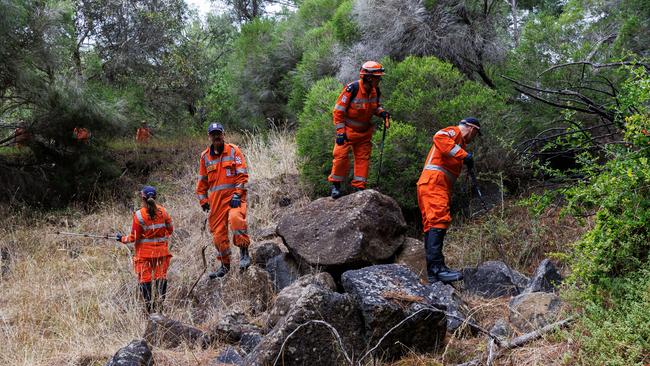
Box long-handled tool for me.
[375,116,390,188]
[55,231,119,240]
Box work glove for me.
[464,152,474,170]
[336,133,347,146]
[115,233,123,242]
[379,111,391,129]
[201,203,210,212]
[230,193,241,208]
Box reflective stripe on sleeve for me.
[235,168,247,175]
[135,210,145,227]
[198,175,208,181]
[449,144,462,157]
[235,183,246,190]
[334,105,346,112]
[197,193,208,200]
[335,123,345,129]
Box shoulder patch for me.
[341,95,348,103]
[448,130,456,137]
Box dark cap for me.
[208,122,225,134]
[141,185,157,199]
[460,117,481,135]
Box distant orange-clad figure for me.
[14,123,31,147]
[136,121,152,143]
[73,127,91,144]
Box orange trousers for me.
[133,255,171,283]
[417,171,453,231]
[209,193,250,265]
[328,130,373,188]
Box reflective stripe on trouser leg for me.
[417,171,452,232]
[351,138,372,188]
[229,202,250,248]
[328,142,351,183]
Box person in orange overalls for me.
[328,61,391,198]
[417,118,482,283]
[136,121,152,143]
[196,122,251,279]
[73,127,91,144]
[116,185,173,314]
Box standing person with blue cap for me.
[417,117,482,284]
[196,122,251,279]
[116,185,174,314]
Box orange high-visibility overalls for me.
[417,126,469,232]
[328,79,385,189]
[196,143,250,265]
[136,127,151,143]
[121,206,174,283]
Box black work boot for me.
[330,182,343,199]
[209,263,230,279]
[239,247,251,272]
[153,279,167,313]
[351,186,365,193]
[139,282,153,314]
[424,228,463,283]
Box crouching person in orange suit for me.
[117,185,173,314]
[417,117,482,284]
[196,122,251,279]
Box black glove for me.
[464,152,474,170]
[201,203,210,212]
[379,111,391,128]
[115,233,123,242]
[230,194,241,208]
[336,133,347,146]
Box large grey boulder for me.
[105,339,153,366]
[509,292,563,332]
[524,259,563,293]
[462,261,529,298]
[277,190,407,268]
[245,276,364,366]
[341,264,447,361]
[207,307,262,344]
[211,346,244,366]
[144,313,206,349]
[266,272,337,329]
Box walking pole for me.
[376,116,389,188]
[55,231,119,240]
[188,216,209,300]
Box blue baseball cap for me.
[141,185,157,199]
[208,122,225,134]
[460,117,482,135]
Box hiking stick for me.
[55,231,119,240]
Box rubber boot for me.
[209,263,230,279]
[139,282,153,314]
[239,247,251,272]
[424,228,463,283]
[153,279,167,313]
[330,182,343,199]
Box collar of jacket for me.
[210,144,227,157]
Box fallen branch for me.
[455,316,576,366]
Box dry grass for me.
[0,130,307,365]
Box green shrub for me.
[368,121,430,210]
[296,77,342,195]
[331,0,359,46]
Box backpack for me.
[345,80,381,110]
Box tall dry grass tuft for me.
[0,130,308,365]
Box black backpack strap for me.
[345,80,360,103]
